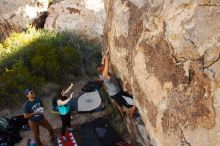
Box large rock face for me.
[0,0,49,42]
[44,0,105,42]
[104,0,220,146]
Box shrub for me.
[0,27,102,108]
[78,41,102,76]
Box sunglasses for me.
[29,91,34,95]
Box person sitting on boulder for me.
[96,50,137,117]
[56,84,74,141]
[23,88,55,146]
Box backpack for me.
[8,115,28,130]
[0,117,22,145]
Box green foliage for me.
[62,46,81,75]
[0,27,102,109]
[0,60,44,107]
[78,41,102,76]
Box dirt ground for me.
[15,79,106,146]
[16,98,107,146]
[1,78,130,146]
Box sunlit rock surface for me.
[104,0,220,146]
[0,0,49,42]
[44,0,105,42]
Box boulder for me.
[44,0,105,42]
[0,0,49,42]
[104,0,220,145]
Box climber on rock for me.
[96,49,137,118]
[23,88,55,146]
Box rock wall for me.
[124,116,152,146]
[104,0,220,146]
[44,0,105,42]
[0,0,49,42]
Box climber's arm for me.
[63,83,73,95]
[102,55,110,79]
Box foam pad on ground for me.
[57,131,78,146]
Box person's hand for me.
[34,107,44,114]
[34,110,41,115]
[70,83,74,86]
[70,92,74,99]
[104,54,109,60]
[105,49,109,55]
[40,107,44,114]
[105,54,110,61]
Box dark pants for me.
[60,112,71,136]
[29,118,54,145]
[111,91,133,108]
